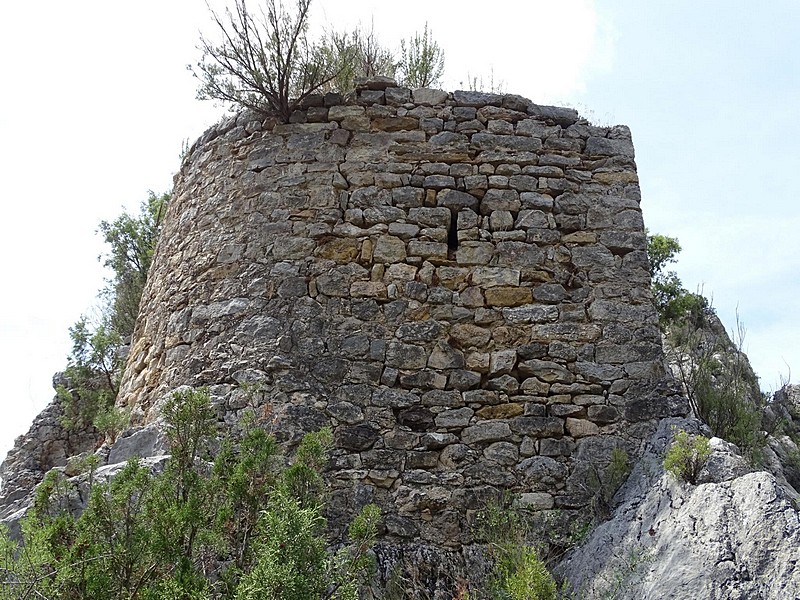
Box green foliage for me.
[322,21,397,93]
[474,499,560,600]
[500,549,558,600]
[193,0,340,122]
[192,0,449,118]
[58,192,168,435]
[646,232,709,327]
[93,404,131,444]
[1,389,379,599]
[57,318,123,431]
[646,231,681,278]
[649,231,764,453]
[587,448,631,519]
[669,314,765,452]
[99,191,168,340]
[236,489,328,600]
[664,430,711,484]
[398,23,445,88]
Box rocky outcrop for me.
[0,373,101,522]
[557,418,800,599]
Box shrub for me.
[668,314,765,452]
[398,23,445,88]
[57,192,168,434]
[322,20,397,93]
[474,498,560,600]
[664,430,711,484]
[192,0,341,122]
[501,548,558,600]
[2,389,379,599]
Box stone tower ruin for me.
[117,80,687,591]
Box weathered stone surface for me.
[435,407,474,428]
[335,423,379,451]
[456,242,494,266]
[449,323,492,348]
[558,419,800,600]
[428,341,465,369]
[0,87,697,599]
[437,189,479,211]
[516,492,554,510]
[511,416,564,437]
[565,417,600,438]
[373,235,407,263]
[412,88,449,106]
[518,359,574,383]
[485,286,532,307]
[461,422,512,445]
[476,403,524,420]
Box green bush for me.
[398,23,445,88]
[501,548,558,600]
[664,430,711,484]
[58,192,168,434]
[474,499,560,600]
[1,389,379,599]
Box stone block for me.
[585,136,635,159]
[328,105,366,120]
[450,324,492,348]
[588,405,620,424]
[350,281,388,299]
[489,210,514,231]
[464,389,500,406]
[471,267,520,287]
[424,174,456,189]
[476,403,524,420]
[421,389,464,407]
[511,416,564,437]
[456,242,494,266]
[518,360,574,384]
[371,116,419,132]
[373,235,407,263]
[516,492,554,510]
[408,207,451,227]
[461,421,512,445]
[447,370,482,391]
[489,349,518,375]
[549,404,584,417]
[413,88,449,105]
[428,341,465,369]
[480,188,521,214]
[335,423,379,451]
[484,441,519,465]
[408,240,448,259]
[502,305,559,324]
[565,418,600,438]
[386,342,428,369]
[372,387,420,408]
[458,286,484,307]
[435,407,474,428]
[485,287,533,307]
[437,189,479,211]
[486,374,519,394]
[392,186,424,208]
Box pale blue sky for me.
[0,1,797,457]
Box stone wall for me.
[117,79,687,590]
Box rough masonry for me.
[116,79,687,591]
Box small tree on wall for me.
[192,0,340,122]
[398,23,445,88]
